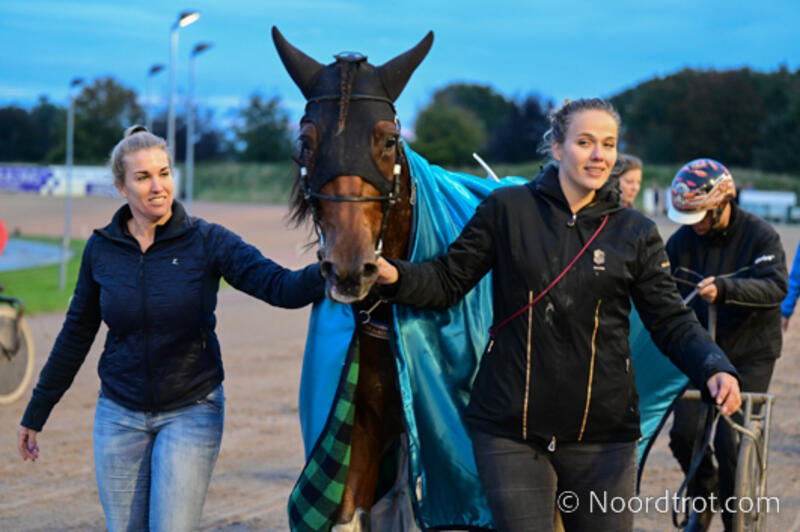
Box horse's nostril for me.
[320,261,334,279]
[363,262,378,279]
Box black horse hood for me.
[271,27,433,195]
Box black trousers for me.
[472,429,637,532]
[668,356,775,531]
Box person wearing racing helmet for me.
[665,158,787,532]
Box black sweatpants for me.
[472,429,637,532]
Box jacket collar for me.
[95,200,194,246]
[531,162,622,217]
[700,200,740,243]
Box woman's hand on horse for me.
[376,257,399,285]
[17,425,40,462]
[706,372,741,416]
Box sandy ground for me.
[0,194,798,531]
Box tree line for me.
[611,66,800,172]
[0,77,294,166]
[411,83,552,166]
[412,67,800,172]
[1,67,798,174]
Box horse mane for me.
[337,61,357,135]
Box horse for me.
[272,27,432,531]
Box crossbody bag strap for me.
[488,214,609,345]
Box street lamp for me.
[167,10,199,172]
[59,77,84,290]
[185,42,212,214]
[145,63,165,131]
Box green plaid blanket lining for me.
[288,337,359,532]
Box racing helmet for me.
[667,158,735,224]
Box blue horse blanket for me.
[295,146,688,530]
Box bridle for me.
[298,111,405,260]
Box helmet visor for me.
[667,197,707,225]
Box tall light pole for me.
[59,77,84,290]
[167,9,199,181]
[185,42,212,214]
[145,63,165,131]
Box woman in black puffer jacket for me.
[377,98,741,532]
[17,126,324,532]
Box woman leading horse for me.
[376,98,742,531]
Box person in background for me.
[665,158,787,532]
[781,240,800,331]
[376,99,741,532]
[650,183,665,216]
[16,126,325,532]
[610,153,642,208]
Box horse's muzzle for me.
[321,260,379,303]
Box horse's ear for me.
[377,31,434,102]
[271,26,323,99]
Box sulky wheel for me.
[0,305,35,405]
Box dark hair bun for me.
[124,125,149,138]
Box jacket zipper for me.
[522,290,533,440]
[545,212,578,451]
[139,254,155,411]
[578,299,602,441]
[547,210,579,451]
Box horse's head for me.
[272,27,432,303]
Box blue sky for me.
[2,0,798,133]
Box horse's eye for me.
[384,136,397,151]
[297,138,314,162]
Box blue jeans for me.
[472,430,637,532]
[93,385,225,532]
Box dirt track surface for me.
[1,194,799,531]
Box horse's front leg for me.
[336,333,403,529]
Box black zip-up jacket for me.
[665,202,787,365]
[22,202,324,431]
[387,164,738,446]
